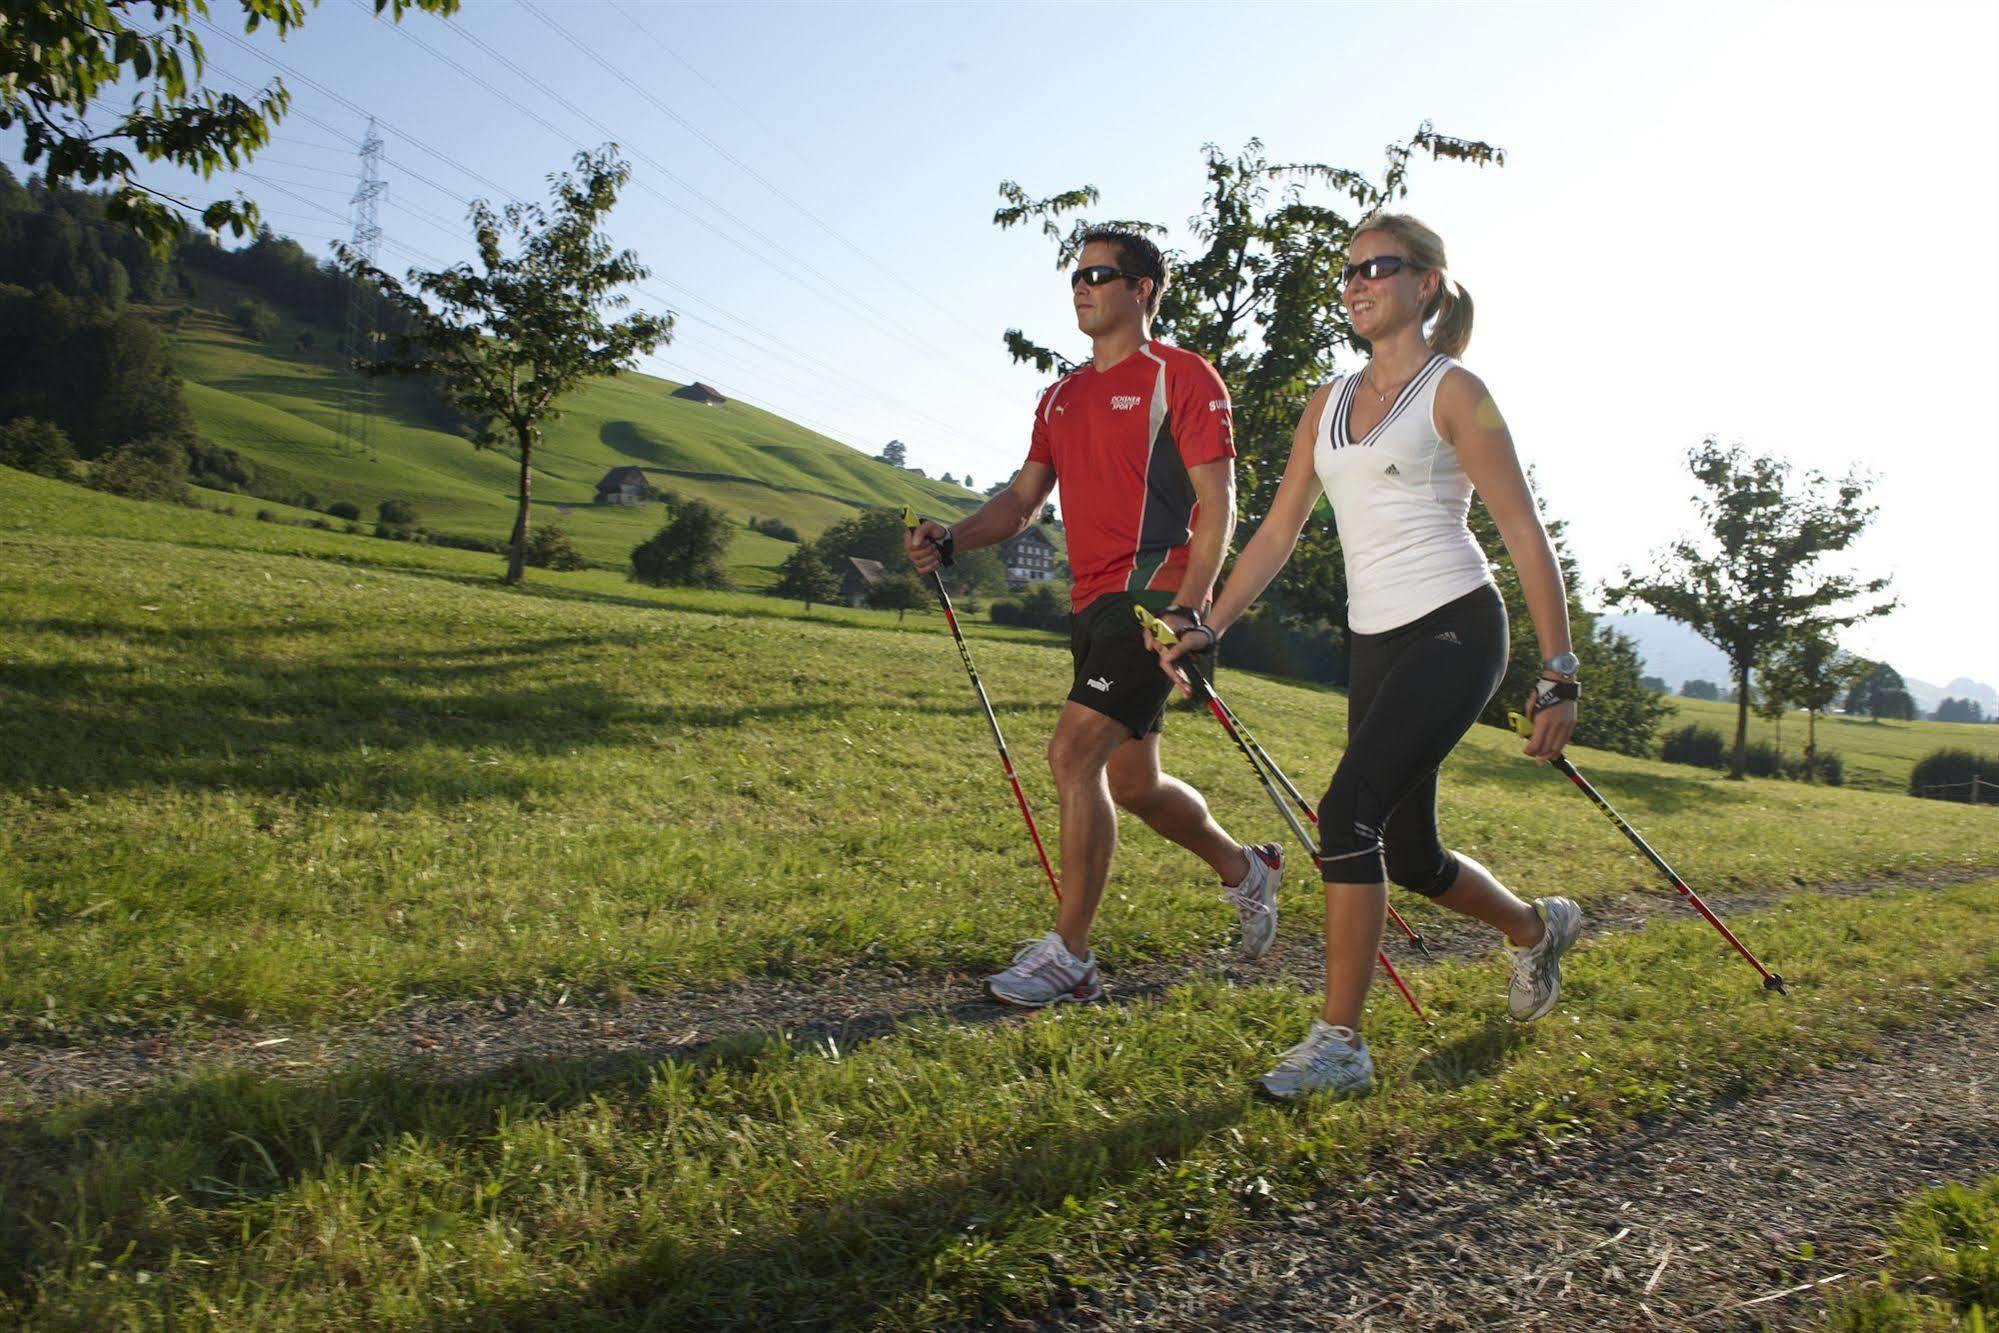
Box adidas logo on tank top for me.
[1312,354,1494,635]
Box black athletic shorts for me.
[1068,591,1216,739]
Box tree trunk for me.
[1805,709,1819,781]
[1730,663,1750,778]
[506,426,533,585]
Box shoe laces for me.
[1008,934,1081,977]
[1278,1023,1361,1073]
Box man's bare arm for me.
[905,462,1056,574]
[1170,458,1236,617]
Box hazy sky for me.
[22,1,1998,683]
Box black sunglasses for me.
[1341,255,1423,285]
[1071,264,1145,289]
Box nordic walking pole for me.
[1138,605,1427,1022]
[1197,686,1431,957]
[1508,710,1786,993]
[902,508,1061,903]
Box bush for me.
[256,508,278,522]
[750,516,801,543]
[1741,741,1782,778]
[232,298,279,342]
[373,522,415,541]
[0,417,78,479]
[377,499,418,527]
[1786,750,1844,786]
[1910,748,1999,804]
[426,530,503,554]
[523,525,589,571]
[326,501,361,521]
[184,440,258,493]
[631,497,734,588]
[989,580,1070,632]
[88,438,190,503]
[1660,724,1728,769]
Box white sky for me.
[17,0,1996,683]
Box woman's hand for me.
[1147,625,1212,700]
[1521,691,1576,763]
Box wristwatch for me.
[1542,650,1580,679]
[1162,603,1205,627]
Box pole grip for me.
[899,505,953,567]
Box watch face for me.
[1547,652,1580,676]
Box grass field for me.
[5,467,1995,1039]
[5,469,1999,1326]
[1827,1176,1998,1330]
[1660,695,1999,794]
[161,286,985,583]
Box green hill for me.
[161,280,985,585]
[1660,694,1999,793]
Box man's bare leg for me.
[1045,702,1141,958]
[1105,733,1250,884]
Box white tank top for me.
[1313,354,1494,635]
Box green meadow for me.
[1661,695,1999,794]
[163,287,983,584]
[4,469,1998,1326]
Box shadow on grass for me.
[0,626,1057,805]
[0,1024,1254,1328]
[1445,742,1756,816]
[1411,1016,1531,1092]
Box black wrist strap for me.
[931,525,955,567]
[1532,677,1581,713]
[1162,603,1204,627]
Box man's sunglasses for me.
[1071,264,1145,289]
[1340,255,1424,285]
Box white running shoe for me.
[1224,842,1285,960]
[984,931,1104,1008]
[1508,896,1583,1022]
[1258,1020,1374,1101]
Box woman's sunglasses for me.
[1341,255,1423,285]
[1071,264,1145,289]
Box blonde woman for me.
[1154,214,1583,1099]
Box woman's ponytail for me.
[1426,276,1473,359]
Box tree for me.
[814,506,911,569]
[0,416,77,479]
[1,0,458,250]
[232,297,277,342]
[344,146,670,584]
[876,440,907,468]
[1759,629,1866,779]
[1607,440,1896,777]
[523,524,587,571]
[1682,679,1721,700]
[1933,697,1987,724]
[1846,660,1918,721]
[0,283,195,457]
[867,568,927,622]
[940,472,957,486]
[773,543,839,611]
[942,545,1008,605]
[994,126,1504,629]
[631,497,732,588]
[1640,675,1668,693]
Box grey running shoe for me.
[985,931,1104,1008]
[1508,896,1583,1022]
[1257,1020,1374,1101]
[1224,842,1284,960]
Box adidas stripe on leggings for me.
[1318,582,1507,892]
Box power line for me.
[519,0,990,343]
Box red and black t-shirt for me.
[1026,341,1235,611]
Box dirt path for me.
[3,865,1993,1112]
[1042,1003,1999,1331]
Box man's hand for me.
[904,519,949,575]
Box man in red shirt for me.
[907,228,1282,1007]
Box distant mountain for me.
[1604,612,1995,713]
[1905,676,1999,715]
[1598,612,1731,690]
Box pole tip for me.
[1764,974,1788,995]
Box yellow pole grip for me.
[1132,602,1178,646]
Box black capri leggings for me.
[1318,583,1508,894]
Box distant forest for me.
[0,166,451,501]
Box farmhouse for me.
[593,466,670,505]
[840,556,887,608]
[671,382,728,405]
[997,526,1059,589]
